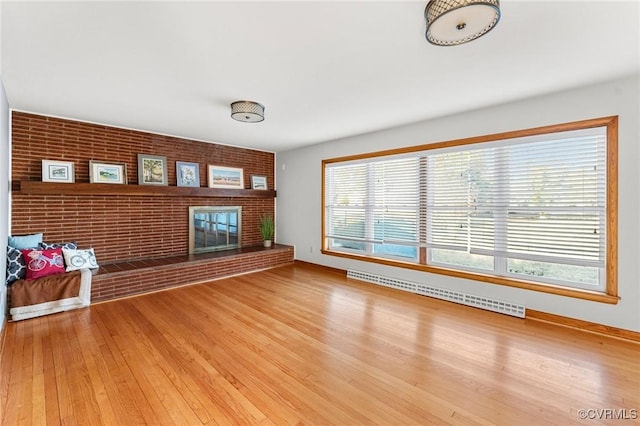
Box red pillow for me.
[20,248,66,280]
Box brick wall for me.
[11,111,275,263]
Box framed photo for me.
[176,161,200,187]
[250,175,268,190]
[208,165,244,189]
[89,161,127,184]
[42,160,75,183]
[138,154,168,186]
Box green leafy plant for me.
[258,215,275,241]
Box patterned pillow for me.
[20,248,66,280]
[39,242,78,250]
[6,246,27,284]
[62,248,99,271]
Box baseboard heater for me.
[346,269,526,318]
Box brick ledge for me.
[96,244,292,277]
[91,244,294,302]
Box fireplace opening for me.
[189,206,241,254]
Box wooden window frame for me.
[322,116,619,304]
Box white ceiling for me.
[2,1,639,153]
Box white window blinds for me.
[325,162,368,244]
[325,156,420,257]
[426,127,607,269]
[426,148,497,254]
[323,120,611,291]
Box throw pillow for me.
[39,241,78,250]
[6,246,27,284]
[20,248,66,280]
[8,233,43,249]
[62,248,99,271]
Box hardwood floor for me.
[1,263,638,425]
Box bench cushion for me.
[10,269,92,321]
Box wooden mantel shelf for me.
[18,181,276,198]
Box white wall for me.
[276,74,640,332]
[0,78,9,333]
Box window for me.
[325,157,420,260]
[322,117,618,303]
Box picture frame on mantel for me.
[89,161,127,184]
[42,160,75,183]
[250,175,267,190]
[138,154,168,186]
[176,161,200,187]
[208,165,244,189]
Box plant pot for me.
[263,240,272,248]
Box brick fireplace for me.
[10,111,292,301]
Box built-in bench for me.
[91,244,294,302]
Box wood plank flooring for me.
[1,263,638,425]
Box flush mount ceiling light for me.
[230,100,265,123]
[425,0,500,46]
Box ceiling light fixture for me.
[425,0,500,46]
[231,100,265,123]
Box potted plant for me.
[258,215,275,248]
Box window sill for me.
[321,249,619,304]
